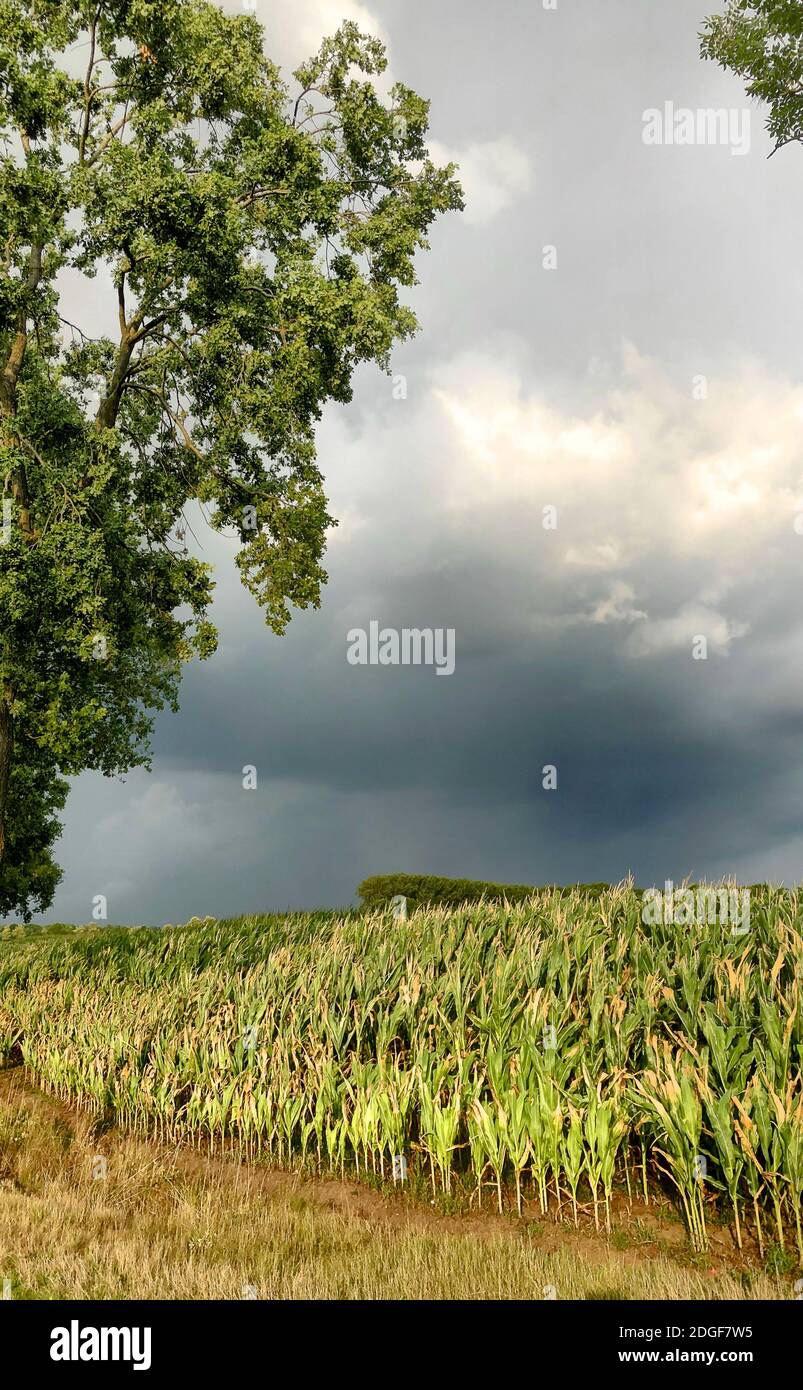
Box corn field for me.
[0,886,801,1258]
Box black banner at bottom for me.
[2,1297,797,1377]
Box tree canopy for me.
[701,0,803,153]
[0,0,462,918]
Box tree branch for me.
[78,5,103,164]
[86,101,133,167]
[129,384,207,460]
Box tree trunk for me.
[0,231,42,865]
[0,236,42,536]
[0,691,12,864]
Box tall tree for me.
[0,1,461,918]
[701,0,803,153]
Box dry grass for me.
[0,1078,792,1301]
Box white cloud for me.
[564,540,629,571]
[315,341,803,667]
[627,605,749,658]
[284,0,386,55]
[221,0,390,76]
[327,504,367,549]
[528,582,647,634]
[590,582,647,627]
[429,137,532,225]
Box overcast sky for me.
[36,0,803,923]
